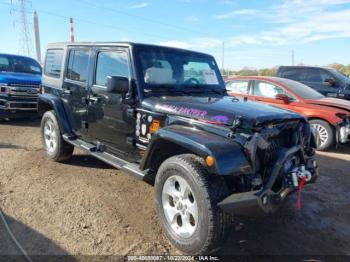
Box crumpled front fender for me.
[140,125,251,176]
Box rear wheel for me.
[154,154,232,254]
[41,110,74,162]
[310,119,334,151]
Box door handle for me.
[63,89,72,95]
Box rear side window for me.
[225,80,249,94]
[44,49,64,78]
[66,49,90,83]
[95,51,130,87]
[280,68,303,81]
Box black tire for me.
[41,110,74,162]
[309,119,335,151]
[154,154,232,254]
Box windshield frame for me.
[132,45,226,99]
[0,54,42,75]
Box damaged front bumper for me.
[338,124,350,144]
[218,145,318,216]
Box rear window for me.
[225,80,249,94]
[280,78,324,99]
[44,49,64,78]
[280,68,303,81]
[66,49,90,83]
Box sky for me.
[0,0,349,70]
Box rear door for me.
[61,47,91,139]
[87,47,136,159]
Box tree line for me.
[221,63,350,77]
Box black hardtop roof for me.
[47,42,212,57]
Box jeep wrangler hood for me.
[142,96,304,128]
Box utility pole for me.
[70,17,75,43]
[32,11,41,63]
[222,41,225,74]
[12,0,33,56]
[291,49,295,66]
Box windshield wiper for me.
[178,86,226,95]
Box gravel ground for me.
[0,118,349,259]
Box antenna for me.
[12,0,33,56]
[32,11,41,63]
[70,17,75,43]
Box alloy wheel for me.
[311,123,329,148]
[162,175,198,238]
[44,120,57,153]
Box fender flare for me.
[38,93,73,135]
[140,125,251,176]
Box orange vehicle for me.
[225,76,350,151]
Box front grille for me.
[8,84,39,97]
[9,83,40,88]
[8,102,37,110]
[257,121,305,183]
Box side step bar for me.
[62,134,149,181]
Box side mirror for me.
[106,76,129,94]
[275,93,291,103]
[324,78,336,87]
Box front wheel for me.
[41,110,74,162]
[154,154,232,254]
[310,119,335,151]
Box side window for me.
[281,68,303,81]
[66,49,90,83]
[225,80,249,94]
[253,81,285,98]
[319,70,335,82]
[304,69,322,82]
[95,51,130,87]
[44,49,64,78]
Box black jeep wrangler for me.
[39,42,318,254]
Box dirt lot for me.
[1,118,350,258]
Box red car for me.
[225,76,350,151]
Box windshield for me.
[280,78,324,99]
[0,54,42,75]
[134,46,225,95]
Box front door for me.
[250,80,297,111]
[87,47,136,159]
[302,68,340,98]
[61,47,91,138]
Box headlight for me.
[336,113,349,121]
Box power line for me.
[75,0,218,38]
[0,2,171,41]
[37,9,169,40]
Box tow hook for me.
[290,165,312,187]
[285,165,312,209]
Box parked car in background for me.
[226,76,350,151]
[0,53,41,119]
[276,66,350,101]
